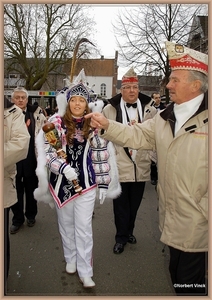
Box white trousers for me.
[55,188,96,277]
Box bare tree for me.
[113,4,207,102]
[4,4,97,90]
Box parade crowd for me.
[4,41,208,296]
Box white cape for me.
[34,128,121,208]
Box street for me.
[6,181,175,297]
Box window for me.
[100,83,106,97]
[9,74,19,79]
[6,74,25,88]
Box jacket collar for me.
[160,92,208,122]
[108,92,151,108]
[160,92,208,136]
[108,92,152,123]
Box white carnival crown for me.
[67,83,90,102]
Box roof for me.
[63,58,117,77]
[4,56,118,77]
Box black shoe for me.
[151,180,157,185]
[113,243,125,254]
[128,234,137,244]
[27,219,36,227]
[10,224,21,234]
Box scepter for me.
[42,122,82,194]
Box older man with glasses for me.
[102,68,157,254]
[10,87,46,234]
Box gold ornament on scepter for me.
[42,122,82,194]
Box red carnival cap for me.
[165,41,208,75]
[121,67,139,86]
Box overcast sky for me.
[90,3,208,80]
[91,4,132,79]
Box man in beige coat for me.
[85,42,208,296]
[4,96,30,292]
[103,68,157,254]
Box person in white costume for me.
[34,69,121,288]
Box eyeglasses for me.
[122,85,139,90]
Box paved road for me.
[6,182,175,297]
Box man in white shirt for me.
[102,68,157,254]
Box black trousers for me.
[113,182,145,244]
[4,207,10,295]
[168,246,208,296]
[11,174,38,226]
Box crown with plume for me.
[56,69,96,117]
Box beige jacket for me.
[4,102,30,208]
[103,93,157,182]
[101,94,208,252]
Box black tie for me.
[126,102,137,108]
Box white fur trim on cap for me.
[56,91,68,117]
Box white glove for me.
[98,188,107,204]
[63,166,78,181]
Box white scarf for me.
[120,98,143,125]
[120,98,143,161]
[174,94,203,135]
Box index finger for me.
[84,112,94,119]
